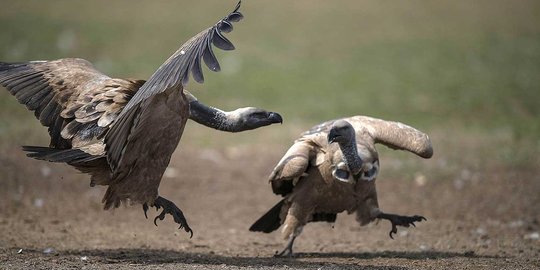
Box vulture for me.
[0,1,283,237]
[250,116,433,256]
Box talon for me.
[149,196,192,238]
[154,213,165,226]
[143,204,149,219]
[389,225,397,239]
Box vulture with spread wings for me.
[0,1,283,237]
[250,116,432,256]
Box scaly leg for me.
[377,212,426,239]
[274,235,297,258]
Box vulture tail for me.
[249,199,284,233]
[22,146,102,164]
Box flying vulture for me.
[0,1,283,238]
[250,116,433,256]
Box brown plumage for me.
[1,1,282,237]
[250,116,433,256]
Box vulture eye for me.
[334,169,349,179]
[361,162,379,181]
[252,112,266,118]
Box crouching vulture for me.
[250,116,433,256]
[0,1,283,237]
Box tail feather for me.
[22,145,102,164]
[249,199,285,233]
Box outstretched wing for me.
[0,59,143,149]
[348,116,433,158]
[105,1,244,172]
[123,1,243,113]
[303,116,433,159]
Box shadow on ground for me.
[295,250,499,260]
[22,248,493,269]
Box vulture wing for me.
[0,59,143,149]
[105,1,244,172]
[302,116,432,158]
[348,116,433,158]
[270,137,319,196]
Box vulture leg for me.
[274,235,297,258]
[376,212,426,239]
[152,196,193,238]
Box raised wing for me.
[122,1,243,113]
[302,116,432,159]
[0,59,143,149]
[105,1,244,172]
[348,116,433,158]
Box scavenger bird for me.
[250,116,432,256]
[0,1,283,237]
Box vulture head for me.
[228,107,283,132]
[327,120,356,144]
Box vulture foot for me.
[377,213,426,239]
[274,236,296,258]
[151,196,193,238]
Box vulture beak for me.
[328,129,340,144]
[268,112,283,124]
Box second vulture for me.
[0,1,283,237]
[250,116,433,256]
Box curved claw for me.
[143,204,149,219]
[389,225,398,239]
[150,196,193,238]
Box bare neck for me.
[188,100,239,132]
[337,140,363,175]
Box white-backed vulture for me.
[250,116,433,256]
[0,1,283,237]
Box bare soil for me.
[1,143,539,269]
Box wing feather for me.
[0,59,141,149]
[105,1,244,172]
[347,116,433,158]
[121,1,243,113]
[270,138,318,196]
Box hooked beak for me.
[268,112,283,124]
[328,129,340,144]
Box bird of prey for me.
[0,1,283,237]
[250,116,433,256]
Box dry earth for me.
[0,136,539,269]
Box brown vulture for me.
[0,1,283,238]
[250,116,433,256]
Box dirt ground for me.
[0,138,539,270]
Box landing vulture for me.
[0,1,283,237]
[250,116,433,256]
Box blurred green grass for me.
[0,0,539,167]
